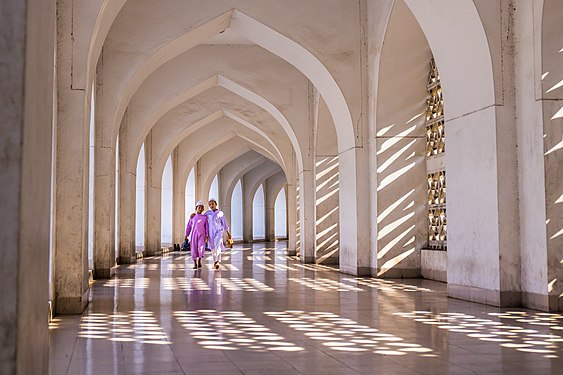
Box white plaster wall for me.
[446,107,500,290]
[421,249,447,282]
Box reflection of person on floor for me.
[185,200,208,269]
[205,198,231,270]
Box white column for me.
[54,0,90,313]
[242,176,254,242]
[0,0,55,371]
[93,58,116,278]
[172,147,185,246]
[144,130,162,255]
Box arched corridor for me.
[2,0,562,373]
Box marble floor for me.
[49,242,563,374]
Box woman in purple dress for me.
[185,200,209,269]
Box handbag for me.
[181,238,190,251]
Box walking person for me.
[185,200,209,269]
[205,198,231,270]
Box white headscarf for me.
[195,199,204,208]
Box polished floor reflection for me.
[49,242,563,374]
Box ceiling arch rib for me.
[105,9,353,162]
[197,141,279,202]
[221,153,276,212]
[128,73,300,174]
[177,133,278,201]
[200,135,281,201]
[152,109,286,182]
[154,115,282,186]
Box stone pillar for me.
[338,147,371,276]
[93,59,116,278]
[172,147,185,246]
[0,0,55,371]
[299,81,319,263]
[118,120,137,264]
[264,182,276,242]
[219,170,232,228]
[144,131,162,256]
[242,176,254,242]
[195,160,203,201]
[299,169,316,263]
[54,0,90,314]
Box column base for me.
[93,265,117,279]
[55,289,89,315]
[118,256,137,264]
[144,249,162,256]
[374,267,421,278]
[302,256,315,264]
[340,265,370,276]
[522,291,563,312]
[448,284,522,307]
[287,249,297,256]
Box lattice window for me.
[427,171,447,249]
[427,171,446,207]
[426,58,445,157]
[426,57,447,250]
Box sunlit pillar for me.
[264,182,276,242]
[53,0,90,314]
[1,0,55,370]
[118,119,137,264]
[219,169,232,227]
[93,57,116,279]
[172,147,185,246]
[242,176,254,242]
[195,159,203,201]
[287,183,297,255]
[338,148,371,276]
[299,169,316,263]
[144,130,162,256]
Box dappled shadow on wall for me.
[376,116,426,277]
[315,156,339,265]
